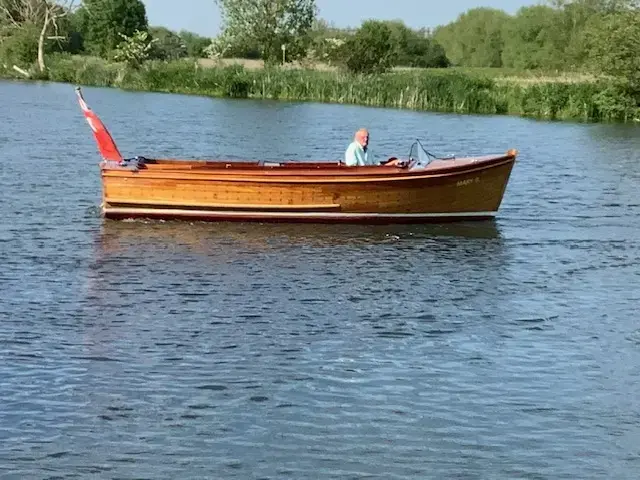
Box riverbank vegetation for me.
[1,0,639,122]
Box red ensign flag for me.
[76,87,124,163]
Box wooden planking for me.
[103,177,337,208]
[322,161,513,214]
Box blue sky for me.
[142,0,534,37]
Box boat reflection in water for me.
[92,218,505,259]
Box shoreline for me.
[2,55,639,124]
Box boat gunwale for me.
[101,156,516,184]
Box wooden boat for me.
[76,87,517,224]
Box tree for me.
[343,20,395,74]
[113,28,155,67]
[77,0,148,57]
[214,0,317,63]
[554,1,600,69]
[178,29,211,58]
[149,26,186,60]
[501,5,565,70]
[383,20,449,68]
[434,7,510,67]
[543,0,636,69]
[306,18,350,64]
[411,38,450,69]
[0,22,40,65]
[585,9,640,87]
[206,29,261,59]
[499,0,640,72]
[548,0,639,12]
[426,0,640,73]
[0,0,76,72]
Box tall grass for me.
[2,54,638,122]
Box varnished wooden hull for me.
[100,154,515,224]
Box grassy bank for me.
[2,54,639,122]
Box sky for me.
[142,0,535,37]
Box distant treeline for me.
[209,0,640,83]
[218,18,450,71]
[1,0,639,82]
[433,1,639,75]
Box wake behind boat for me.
[76,87,517,224]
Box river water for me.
[1,80,639,479]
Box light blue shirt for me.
[344,141,375,166]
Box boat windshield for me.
[408,140,434,167]
[408,140,454,168]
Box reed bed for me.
[3,55,638,122]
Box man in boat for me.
[344,128,403,167]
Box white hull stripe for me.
[103,207,497,218]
